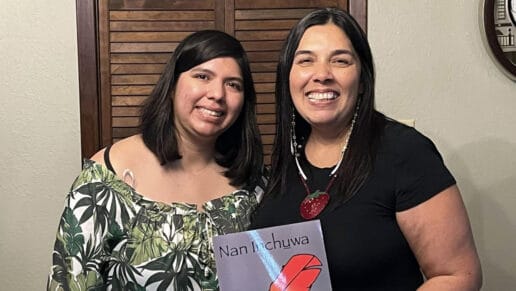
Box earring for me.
[290,110,297,156]
[290,109,302,157]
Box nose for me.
[207,81,225,101]
[312,62,334,83]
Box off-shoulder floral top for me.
[47,160,262,291]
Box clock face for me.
[510,0,516,26]
[483,0,516,80]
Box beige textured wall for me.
[0,1,81,289]
[369,1,516,289]
[1,0,514,290]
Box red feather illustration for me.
[269,254,322,291]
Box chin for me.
[194,127,225,139]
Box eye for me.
[194,73,209,80]
[332,58,352,66]
[295,57,313,65]
[226,80,243,92]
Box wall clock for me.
[482,0,516,80]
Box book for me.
[212,220,332,291]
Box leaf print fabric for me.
[47,160,261,291]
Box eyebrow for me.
[191,68,243,83]
[191,67,214,74]
[294,49,356,58]
[225,76,244,84]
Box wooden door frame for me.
[75,0,368,159]
[76,0,100,158]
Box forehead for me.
[190,57,242,75]
[297,23,354,51]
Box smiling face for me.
[173,57,245,144]
[289,22,361,136]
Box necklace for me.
[295,124,354,220]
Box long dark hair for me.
[139,30,263,188]
[268,8,386,206]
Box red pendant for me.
[299,190,330,220]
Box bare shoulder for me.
[90,147,107,165]
[89,134,148,171]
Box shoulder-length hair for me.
[139,30,263,188]
[268,8,386,206]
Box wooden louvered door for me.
[99,0,226,154]
[77,0,366,163]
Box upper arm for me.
[47,183,106,289]
[396,185,482,289]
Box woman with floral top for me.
[47,30,264,291]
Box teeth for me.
[307,92,338,100]
[199,108,223,117]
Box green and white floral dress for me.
[47,160,262,291]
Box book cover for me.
[212,220,332,291]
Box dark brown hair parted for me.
[139,30,263,189]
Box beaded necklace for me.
[292,114,355,220]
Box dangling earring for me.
[290,109,302,157]
[290,110,296,156]
[291,109,307,181]
[290,109,302,158]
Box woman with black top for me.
[250,8,482,290]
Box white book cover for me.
[212,220,332,291]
